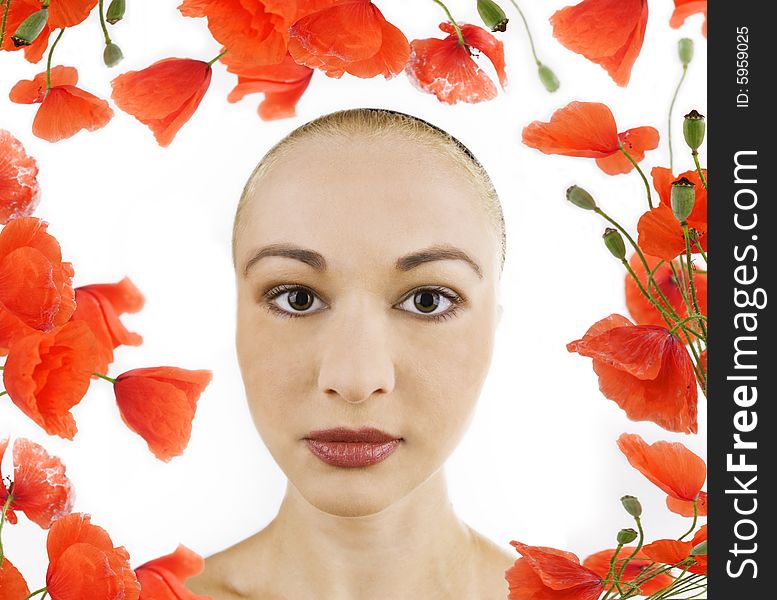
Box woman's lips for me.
[304,427,402,468]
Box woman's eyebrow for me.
[242,243,483,279]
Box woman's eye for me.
[396,287,462,320]
[264,286,326,318]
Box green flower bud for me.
[691,540,707,556]
[671,177,696,222]
[11,8,49,47]
[683,109,706,151]
[678,38,694,66]
[106,0,126,25]
[621,495,642,518]
[477,0,509,32]
[103,42,124,68]
[566,185,597,210]
[603,228,626,260]
[538,64,560,92]
[617,528,639,545]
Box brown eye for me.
[414,290,440,313]
[288,289,314,311]
[396,287,461,319]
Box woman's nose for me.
[316,295,396,405]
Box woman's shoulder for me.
[184,549,246,599]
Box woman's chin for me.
[298,479,408,517]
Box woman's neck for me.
[254,468,480,600]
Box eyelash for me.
[261,284,465,322]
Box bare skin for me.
[187,132,512,598]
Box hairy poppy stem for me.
[22,587,48,599]
[98,0,112,45]
[207,49,227,67]
[669,315,707,335]
[682,223,706,339]
[668,64,688,172]
[93,371,117,383]
[618,143,653,209]
[692,151,708,189]
[0,0,11,49]
[0,491,13,564]
[600,543,626,599]
[678,498,699,542]
[45,28,65,92]
[507,0,539,65]
[613,516,645,596]
[431,0,465,46]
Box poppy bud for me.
[671,177,696,222]
[566,185,597,210]
[678,38,694,66]
[603,228,626,260]
[621,495,642,517]
[683,110,706,151]
[103,42,124,67]
[477,0,509,32]
[106,0,126,25]
[11,8,49,46]
[617,528,639,544]
[691,540,707,556]
[538,64,560,92]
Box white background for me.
[1,0,707,584]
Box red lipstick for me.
[304,427,402,468]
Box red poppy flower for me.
[72,277,145,376]
[642,526,706,575]
[618,433,707,516]
[111,58,214,147]
[0,216,75,348]
[567,314,698,433]
[113,366,213,461]
[522,102,658,175]
[670,1,707,38]
[135,544,211,600]
[46,512,140,599]
[582,546,673,595]
[0,437,74,528]
[224,52,313,120]
[178,0,323,66]
[288,0,410,79]
[637,167,707,261]
[550,0,648,86]
[8,65,114,142]
[405,22,507,104]
[506,541,604,600]
[0,129,41,224]
[625,253,707,328]
[2,320,97,439]
[0,556,30,598]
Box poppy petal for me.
[0,556,31,598]
[345,13,410,79]
[522,102,619,158]
[617,433,706,500]
[637,204,687,261]
[48,0,99,29]
[666,490,708,517]
[595,126,659,174]
[509,542,602,591]
[670,1,707,38]
[9,66,80,105]
[0,129,41,224]
[135,544,210,600]
[641,539,693,565]
[32,86,113,142]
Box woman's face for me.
[234,133,502,517]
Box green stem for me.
[669,315,707,335]
[622,260,680,328]
[0,491,13,564]
[618,143,653,209]
[0,0,11,50]
[98,0,111,44]
[206,49,227,67]
[682,223,707,339]
[600,544,625,600]
[0,390,7,397]
[45,28,65,92]
[92,372,116,383]
[432,0,465,46]
[23,588,48,600]
[677,498,699,541]
[668,65,688,172]
[507,0,540,65]
[613,516,645,592]
[693,237,708,263]
[692,151,708,189]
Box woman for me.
[187,108,513,599]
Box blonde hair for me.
[232,108,506,273]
